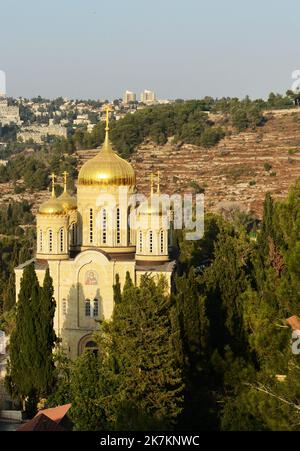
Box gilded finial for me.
[105,105,110,132]
[157,170,160,194]
[150,173,154,196]
[63,171,69,193]
[50,173,56,197]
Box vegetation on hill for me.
[4,179,300,429]
[0,92,298,193]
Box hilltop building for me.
[123,90,137,104]
[15,109,175,359]
[17,123,67,143]
[0,95,21,126]
[140,90,157,105]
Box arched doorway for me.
[78,334,98,356]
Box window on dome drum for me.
[160,230,164,254]
[89,208,93,244]
[102,209,107,244]
[39,230,43,252]
[149,231,153,253]
[127,207,131,244]
[85,299,91,317]
[139,230,143,253]
[62,298,67,316]
[49,229,53,253]
[60,228,64,253]
[71,223,76,246]
[116,208,121,244]
[93,299,99,317]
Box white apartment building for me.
[140,90,157,105]
[123,90,137,104]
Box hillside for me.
[1,109,300,220]
[119,109,300,218]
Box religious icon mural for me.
[85,270,98,285]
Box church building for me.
[15,111,175,359]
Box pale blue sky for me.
[1,0,299,100]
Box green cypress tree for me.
[6,265,57,413]
[6,263,40,413]
[113,273,122,304]
[36,268,57,396]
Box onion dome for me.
[58,171,77,211]
[78,108,135,187]
[39,173,65,215]
[138,172,164,217]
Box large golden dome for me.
[78,133,135,187]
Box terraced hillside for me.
[3,109,300,220]
[78,109,300,219]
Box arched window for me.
[160,230,164,254]
[93,299,99,317]
[60,228,64,253]
[71,223,76,246]
[89,208,93,244]
[102,209,107,244]
[139,230,143,253]
[149,230,153,253]
[39,230,43,252]
[85,299,91,317]
[49,229,53,253]
[116,208,121,244]
[62,298,67,316]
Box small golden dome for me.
[39,194,65,216]
[58,171,77,211]
[138,195,164,217]
[78,107,135,187]
[58,190,77,211]
[39,173,65,215]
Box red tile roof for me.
[17,414,66,432]
[286,316,300,331]
[35,403,72,424]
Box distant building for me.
[73,114,90,126]
[0,96,21,126]
[17,124,67,143]
[140,90,157,105]
[123,90,136,104]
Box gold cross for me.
[51,172,56,197]
[157,170,160,194]
[104,104,112,131]
[63,171,69,192]
[150,173,154,195]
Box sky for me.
[0,0,300,100]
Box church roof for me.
[78,108,135,187]
[17,414,67,432]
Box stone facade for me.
[14,128,175,360]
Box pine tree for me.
[109,274,184,430]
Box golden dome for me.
[59,191,77,211]
[78,136,135,187]
[58,171,77,211]
[78,109,135,187]
[138,173,164,216]
[138,195,164,217]
[39,192,65,216]
[39,173,65,215]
